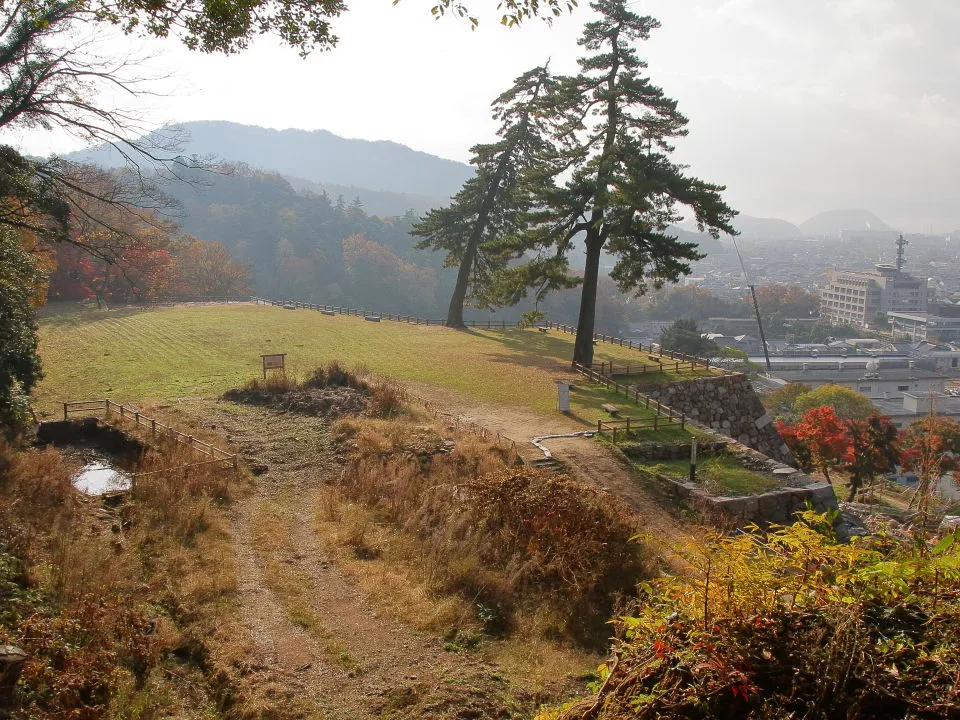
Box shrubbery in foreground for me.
[542,514,960,719]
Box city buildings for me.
[756,357,947,400]
[819,264,933,329]
[889,303,960,343]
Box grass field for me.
[641,456,780,496]
[35,302,710,426]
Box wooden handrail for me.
[63,399,237,469]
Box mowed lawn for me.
[35,302,704,422]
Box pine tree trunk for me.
[573,231,604,366]
[445,257,471,329]
[444,140,517,330]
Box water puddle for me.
[72,461,132,495]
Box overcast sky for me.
[8,0,959,231]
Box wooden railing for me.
[544,321,716,370]
[62,400,237,472]
[596,415,680,444]
[251,296,433,324]
[250,296,525,328]
[250,296,724,372]
[572,363,685,442]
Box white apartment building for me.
[820,264,934,329]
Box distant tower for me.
[896,233,908,273]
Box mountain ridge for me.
[66,120,474,199]
[798,208,894,236]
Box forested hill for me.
[283,175,450,216]
[163,165,450,314]
[68,121,473,199]
[158,165,640,332]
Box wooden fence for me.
[250,296,524,329]
[62,400,238,474]
[543,321,715,369]
[582,357,702,377]
[572,363,685,442]
[250,296,722,371]
[398,390,519,453]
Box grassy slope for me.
[35,303,705,425]
[642,456,780,496]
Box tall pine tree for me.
[511,0,738,364]
[411,64,572,329]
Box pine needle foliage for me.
[411,63,577,328]
[498,0,738,364]
[541,514,960,719]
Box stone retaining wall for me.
[639,374,794,465]
[631,438,838,527]
[651,472,839,527]
[620,440,728,461]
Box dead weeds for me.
[0,419,243,720]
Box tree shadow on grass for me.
[464,328,576,365]
[38,302,154,329]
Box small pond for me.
[37,419,144,497]
[72,460,132,495]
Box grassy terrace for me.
[639,456,780,496]
[35,303,710,428]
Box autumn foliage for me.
[542,516,960,720]
[777,405,960,503]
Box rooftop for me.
[771,367,944,384]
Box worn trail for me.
[195,400,514,719]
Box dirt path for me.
[195,401,522,719]
[402,381,698,557]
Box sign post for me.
[260,353,286,379]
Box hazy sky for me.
[7,0,959,231]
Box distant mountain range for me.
[67,121,906,239]
[733,215,800,239]
[67,120,473,202]
[798,209,894,236]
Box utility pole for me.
[732,234,772,371]
[749,285,772,371]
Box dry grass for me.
[314,484,604,697]
[322,414,654,651]
[0,418,243,719]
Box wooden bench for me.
[601,403,620,416]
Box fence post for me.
[105,399,110,416]
[653,415,658,431]
[63,402,68,421]
[151,418,156,436]
[597,420,602,434]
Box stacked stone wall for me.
[639,374,794,464]
[620,440,728,461]
[623,437,838,527]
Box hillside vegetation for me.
[540,516,960,719]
